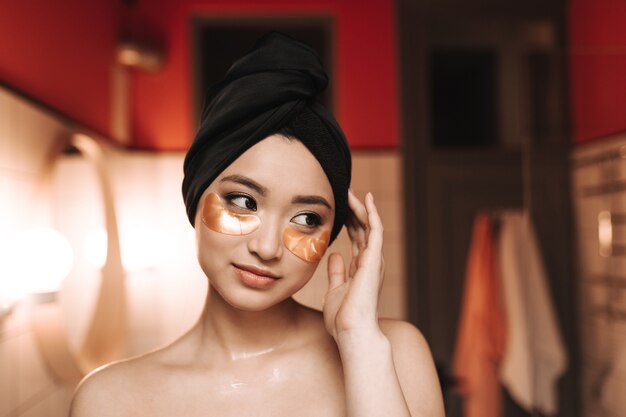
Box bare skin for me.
[70,136,445,417]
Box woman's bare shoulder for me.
[378,319,446,417]
[378,319,436,370]
[69,352,163,417]
[378,318,438,373]
[379,319,429,350]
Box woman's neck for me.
[192,286,303,361]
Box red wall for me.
[130,0,398,150]
[0,0,397,150]
[569,0,626,143]
[9,1,625,148]
[0,0,117,137]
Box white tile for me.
[571,165,600,190]
[615,156,626,183]
[611,331,626,375]
[378,280,406,320]
[602,372,626,417]
[351,151,403,199]
[0,303,30,343]
[158,261,207,344]
[58,262,101,352]
[17,331,56,404]
[376,199,403,235]
[368,152,401,198]
[0,174,42,236]
[573,196,606,241]
[350,153,372,195]
[382,237,405,278]
[0,174,19,236]
[126,268,164,355]
[613,314,626,336]
[587,282,609,310]
[15,100,71,176]
[612,192,626,215]
[581,358,613,410]
[0,336,20,415]
[577,239,605,277]
[579,320,610,362]
[18,385,71,417]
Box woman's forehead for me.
[214,135,334,202]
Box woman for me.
[70,33,444,417]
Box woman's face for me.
[195,134,335,311]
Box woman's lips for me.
[233,264,280,289]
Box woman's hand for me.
[323,190,385,341]
[322,191,445,417]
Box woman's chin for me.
[209,285,292,312]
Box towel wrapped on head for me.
[182,32,352,243]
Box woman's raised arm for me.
[323,191,445,417]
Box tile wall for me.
[0,87,76,417]
[0,86,406,416]
[572,135,626,417]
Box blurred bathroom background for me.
[0,0,624,416]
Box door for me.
[397,2,579,416]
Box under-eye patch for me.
[282,228,330,263]
[201,193,261,235]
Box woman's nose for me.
[247,216,283,261]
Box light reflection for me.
[122,226,164,270]
[230,346,275,361]
[598,211,612,257]
[9,227,74,294]
[268,367,281,383]
[82,226,164,271]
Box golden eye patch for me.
[202,192,329,261]
[201,193,261,235]
[282,228,330,263]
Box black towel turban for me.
[182,33,352,243]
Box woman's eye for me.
[227,195,257,211]
[291,213,322,228]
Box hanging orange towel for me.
[453,213,507,417]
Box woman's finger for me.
[343,215,361,278]
[345,212,365,245]
[327,252,347,291]
[350,235,360,277]
[363,192,383,255]
[351,193,383,275]
[346,191,369,253]
[348,190,369,230]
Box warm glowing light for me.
[82,226,163,271]
[10,228,74,294]
[121,226,163,271]
[598,211,612,257]
[118,47,142,66]
[83,229,107,268]
[0,232,23,311]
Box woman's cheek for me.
[196,229,232,277]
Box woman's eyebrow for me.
[220,175,331,209]
[292,195,332,210]
[220,175,267,195]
